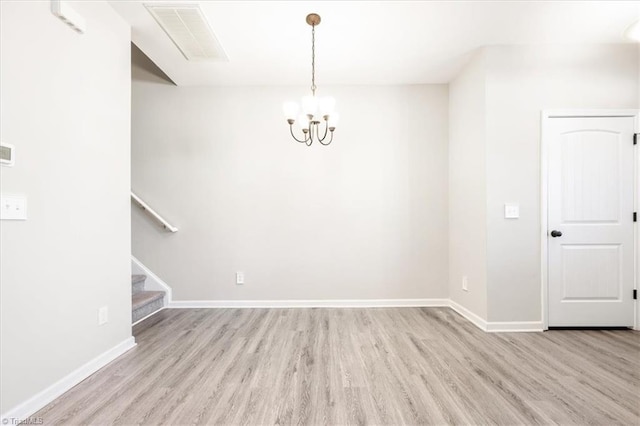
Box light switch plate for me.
[98,306,108,325]
[504,203,519,219]
[1,195,27,220]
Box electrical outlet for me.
[98,306,108,325]
[504,203,519,219]
[236,271,245,285]
[462,276,468,292]
[1,195,27,220]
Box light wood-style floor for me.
[36,308,639,425]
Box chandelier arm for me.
[289,124,311,144]
[303,123,314,146]
[317,119,329,142]
[318,130,334,146]
[306,123,316,146]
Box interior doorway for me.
[541,110,638,328]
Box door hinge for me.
[634,289,638,300]
[635,133,638,145]
[634,212,637,222]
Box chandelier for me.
[283,13,339,146]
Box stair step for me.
[132,274,146,284]
[132,290,165,323]
[132,290,164,311]
[132,274,146,294]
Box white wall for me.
[0,1,131,413]
[448,50,488,320]
[484,44,638,322]
[447,44,638,325]
[131,83,449,301]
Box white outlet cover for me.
[1,195,27,220]
[98,306,108,325]
[504,203,519,219]
[236,272,245,285]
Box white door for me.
[547,116,635,327]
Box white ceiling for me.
[109,0,640,87]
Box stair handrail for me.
[131,191,178,233]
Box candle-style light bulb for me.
[283,102,299,121]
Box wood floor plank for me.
[33,307,640,425]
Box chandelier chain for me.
[311,24,316,95]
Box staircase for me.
[132,274,165,323]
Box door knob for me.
[550,230,563,238]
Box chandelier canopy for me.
[283,13,338,146]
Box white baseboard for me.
[131,256,172,305]
[1,337,136,424]
[132,307,167,326]
[169,299,542,332]
[449,300,543,332]
[169,298,450,309]
[486,321,544,332]
[449,300,488,331]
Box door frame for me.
[540,109,639,330]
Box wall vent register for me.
[0,143,15,167]
[51,0,86,34]
[145,4,228,62]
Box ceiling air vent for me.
[145,4,228,61]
